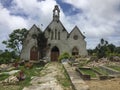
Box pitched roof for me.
[44,20,68,34]
[29,24,42,33]
[69,26,85,39]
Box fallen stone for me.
[2,70,20,75]
[0,64,8,71]
[2,75,19,85]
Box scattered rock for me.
[0,64,8,70]
[111,56,120,62]
[2,75,19,85]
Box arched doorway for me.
[72,47,79,56]
[51,46,59,61]
[30,46,39,60]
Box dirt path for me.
[85,78,120,90]
[23,62,72,90]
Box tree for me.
[96,38,108,58]
[2,28,28,55]
[114,47,120,54]
[37,32,48,59]
[107,44,115,53]
[88,38,119,58]
[101,38,104,45]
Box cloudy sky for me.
[0,0,120,50]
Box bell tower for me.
[53,5,60,21]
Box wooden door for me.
[51,46,59,61]
[51,52,59,61]
[30,47,38,60]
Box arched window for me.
[72,47,79,56]
[58,31,60,40]
[55,29,57,40]
[51,31,54,40]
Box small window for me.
[58,31,60,40]
[51,31,53,40]
[32,34,37,39]
[73,35,78,40]
[55,29,57,40]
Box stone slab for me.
[62,62,89,90]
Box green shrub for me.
[58,52,70,62]
[0,50,18,64]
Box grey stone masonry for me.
[62,62,89,90]
[20,5,88,61]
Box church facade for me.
[20,5,88,61]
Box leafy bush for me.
[0,50,18,64]
[58,52,70,62]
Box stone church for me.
[20,5,88,61]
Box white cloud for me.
[0,3,28,31]
[0,3,28,50]
[0,0,120,50]
[0,0,59,50]
[11,0,57,29]
[61,0,120,47]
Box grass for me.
[0,65,43,90]
[80,69,97,78]
[107,65,120,71]
[92,67,108,75]
[56,64,71,89]
[62,69,71,87]
[0,74,9,81]
[18,65,43,90]
[78,59,90,66]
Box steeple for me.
[53,5,60,21]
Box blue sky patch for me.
[0,0,13,9]
[10,11,29,19]
[56,0,83,15]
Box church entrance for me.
[51,46,59,61]
[30,46,39,60]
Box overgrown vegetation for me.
[107,65,120,71]
[2,28,28,55]
[0,29,27,64]
[92,67,108,75]
[80,69,97,78]
[58,52,70,62]
[0,65,43,90]
[37,32,48,59]
[56,64,71,89]
[0,74,9,81]
[88,38,120,59]
[18,65,43,90]
[0,50,19,64]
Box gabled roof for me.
[69,26,85,39]
[44,20,68,34]
[29,24,42,33]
